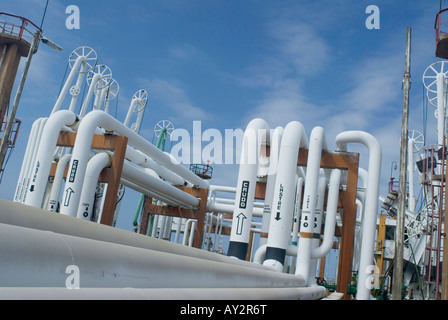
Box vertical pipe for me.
[51,56,86,114]
[228,118,270,260]
[47,153,71,212]
[263,121,308,271]
[260,126,283,247]
[335,131,382,300]
[14,118,42,202]
[296,126,326,281]
[311,169,341,259]
[23,111,78,208]
[307,175,327,285]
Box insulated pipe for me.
[60,110,208,217]
[0,286,327,300]
[307,175,327,284]
[263,121,308,271]
[311,169,341,258]
[124,146,185,186]
[206,201,264,216]
[228,118,270,260]
[20,118,48,204]
[123,98,142,128]
[436,73,446,146]
[79,73,102,117]
[296,126,327,281]
[119,177,185,208]
[121,162,199,209]
[0,223,306,289]
[335,131,381,300]
[24,110,79,208]
[260,126,283,247]
[14,118,44,202]
[76,152,112,220]
[47,153,72,212]
[0,198,275,272]
[51,56,87,115]
[68,63,87,113]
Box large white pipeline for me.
[228,118,270,260]
[335,131,381,300]
[263,121,308,272]
[60,110,208,217]
[24,111,79,208]
[260,126,283,247]
[0,222,307,289]
[296,126,327,282]
[0,286,327,300]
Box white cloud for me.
[141,78,213,123]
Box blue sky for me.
[0,1,444,232]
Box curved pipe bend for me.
[335,130,382,300]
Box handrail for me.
[435,8,448,42]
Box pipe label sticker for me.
[69,160,78,182]
[239,180,250,209]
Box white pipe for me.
[263,121,308,272]
[79,73,102,117]
[123,98,141,128]
[60,110,208,217]
[0,222,307,289]
[121,162,199,209]
[0,198,276,271]
[206,201,264,216]
[68,63,88,113]
[76,152,112,220]
[407,138,415,212]
[289,176,304,273]
[311,169,341,258]
[307,175,327,284]
[24,111,79,208]
[436,73,446,146]
[335,130,381,300]
[228,118,270,260]
[47,153,72,212]
[0,286,327,300]
[51,56,86,115]
[124,146,186,186]
[296,126,327,281]
[119,177,185,207]
[260,126,283,247]
[14,118,44,202]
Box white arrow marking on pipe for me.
[236,213,247,235]
[64,187,74,207]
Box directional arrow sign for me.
[63,187,74,207]
[275,212,281,221]
[236,213,247,235]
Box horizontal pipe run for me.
[0,222,305,289]
[0,199,273,271]
[61,110,208,217]
[121,162,200,209]
[0,286,327,300]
